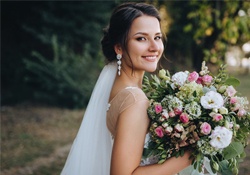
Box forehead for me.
[129,15,161,35]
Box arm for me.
[110,99,192,175]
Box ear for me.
[114,44,122,55]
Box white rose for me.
[162,109,169,119]
[200,91,224,109]
[171,71,188,86]
[162,122,168,128]
[165,126,173,134]
[174,124,184,132]
[209,126,232,149]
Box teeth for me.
[145,56,156,58]
[144,56,157,60]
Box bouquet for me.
[142,61,250,174]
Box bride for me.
[61,2,213,175]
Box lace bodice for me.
[106,86,148,137]
[106,87,158,165]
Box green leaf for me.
[223,142,244,160]
[225,77,240,86]
[158,159,165,164]
[219,160,233,175]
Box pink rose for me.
[200,122,211,135]
[196,77,203,84]
[168,111,176,117]
[237,109,246,117]
[212,114,223,122]
[230,97,237,104]
[174,108,182,115]
[202,75,213,85]
[188,71,199,82]
[155,126,164,138]
[155,104,163,114]
[226,86,237,97]
[179,113,189,123]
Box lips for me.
[142,55,158,62]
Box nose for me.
[149,40,159,52]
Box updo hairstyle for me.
[101,2,161,62]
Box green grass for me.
[1,105,83,173]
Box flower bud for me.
[165,126,173,134]
[159,116,165,122]
[212,161,219,171]
[159,69,170,80]
[215,78,221,83]
[230,97,237,104]
[174,124,184,132]
[168,111,176,117]
[202,75,213,85]
[237,109,246,117]
[218,85,227,93]
[174,108,182,115]
[226,86,237,97]
[180,113,189,123]
[212,114,223,122]
[152,122,158,128]
[219,107,228,114]
[158,69,166,78]
[162,122,168,128]
[235,124,240,130]
[224,120,230,129]
[162,109,169,119]
[232,167,238,175]
[212,108,218,113]
[154,103,163,114]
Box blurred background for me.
[1,0,250,174]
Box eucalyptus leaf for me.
[219,160,233,175]
[223,142,244,160]
[225,77,240,86]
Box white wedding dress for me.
[61,62,216,175]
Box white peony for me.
[200,91,224,109]
[209,126,232,149]
[171,71,188,86]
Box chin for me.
[146,66,158,73]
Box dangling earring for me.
[116,54,122,76]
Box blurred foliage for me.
[2,0,249,108]
[2,1,116,108]
[24,35,102,108]
[155,0,250,71]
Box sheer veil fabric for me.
[61,62,117,175]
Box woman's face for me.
[122,15,164,73]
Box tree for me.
[1,1,116,108]
[157,0,250,71]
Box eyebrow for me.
[133,32,162,36]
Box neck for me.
[118,68,145,88]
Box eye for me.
[136,37,147,41]
[155,36,162,40]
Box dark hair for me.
[101,2,161,62]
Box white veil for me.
[61,62,117,175]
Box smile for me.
[142,55,158,62]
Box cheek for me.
[159,42,164,54]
